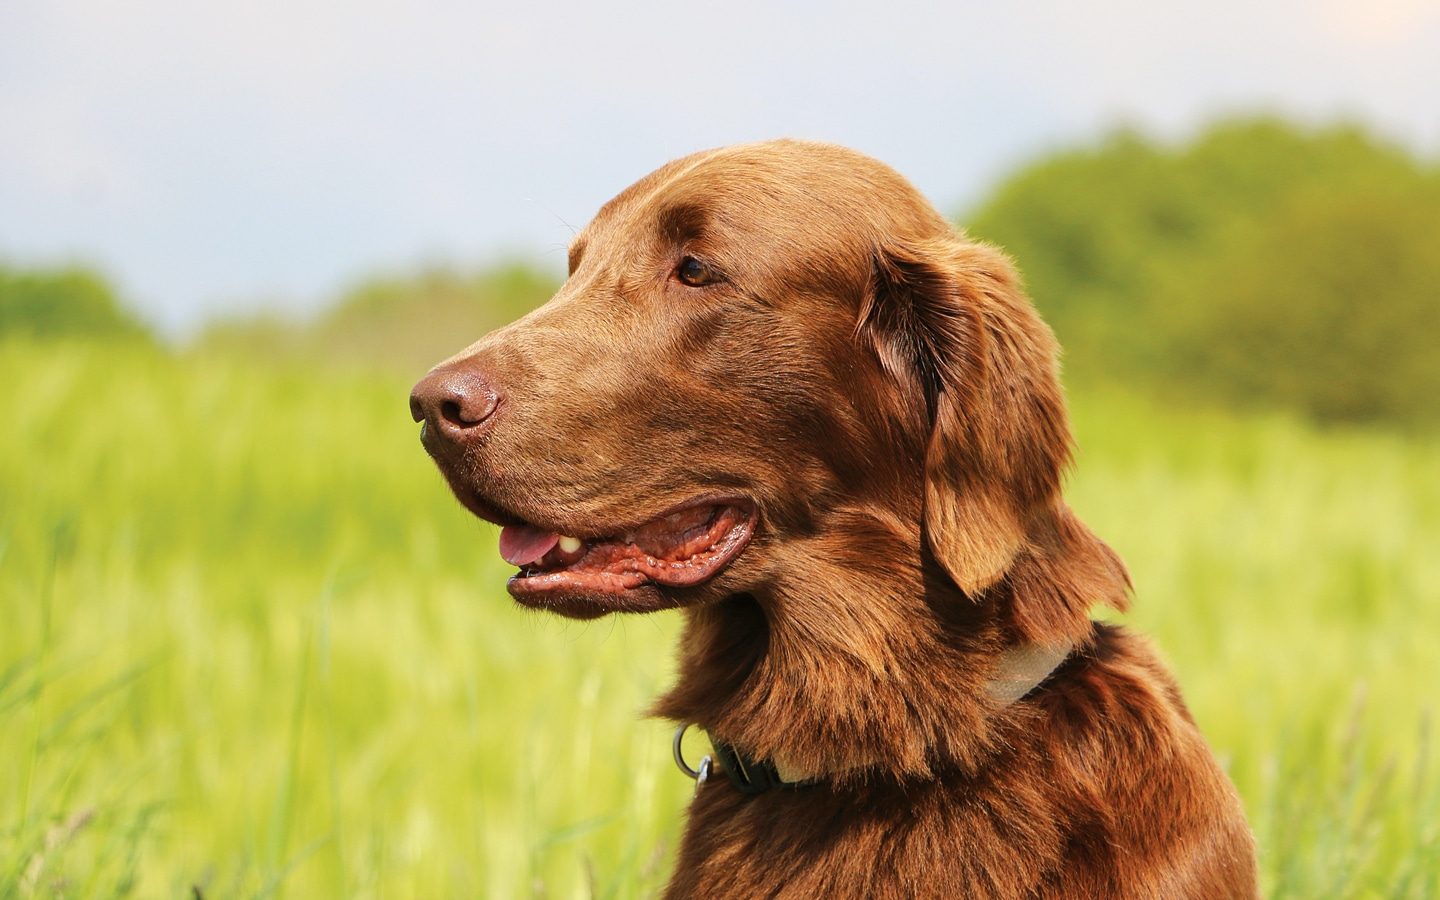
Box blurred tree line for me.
[5,116,1436,426]
[0,264,151,342]
[197,262,555,373]
[965,116,1440,427]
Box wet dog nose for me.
[409,367,500,445]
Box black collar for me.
[709,739,808,794]
[673,636,1078,796]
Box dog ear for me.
[860,234,1073,595]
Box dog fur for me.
[412,140,1258,898]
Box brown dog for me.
[411,140,1257,898]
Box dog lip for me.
[467,490,755,541]
[504,501,756,616]
[504,580,676,620]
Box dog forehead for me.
[580,140,946,255]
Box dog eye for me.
[676,256,716,287]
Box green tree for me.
[0,263,151,341]
[966,116,1439,426]
[198,261,557,372]
[1162,180,1440,426]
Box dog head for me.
[412,139,1121,641]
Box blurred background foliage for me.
[195,263,556,374]
[0,264,152,345]
[967,117,1440,428]
[8,115,1437,428]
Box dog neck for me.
[752,636,1071,784]
[653,502,1126,784]
[654,566,1074,783]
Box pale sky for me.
[2,0,1437,333]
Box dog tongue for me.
[498,524,561,566]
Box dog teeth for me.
[558,536,582,554]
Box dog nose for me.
[409,367,500,444]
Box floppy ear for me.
[860,234,1072,594]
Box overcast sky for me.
[2,0,1437,333]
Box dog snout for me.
[409,366,500,450]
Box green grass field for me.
[2,338,1437,898]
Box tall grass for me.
[2,338,1436,897]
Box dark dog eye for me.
[676,256,715,287]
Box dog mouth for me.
[498,501,756,609]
